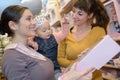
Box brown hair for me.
[0,5,28,36]
[73,0,110,29]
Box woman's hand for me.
[61,14,70,34]
[61,62,94,80]
[77,48,90,61]
[61,14,70,28]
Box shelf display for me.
[45,0,77,27]
[102,63,120,79]
[51,7,61,26]
[104,0,120,40]
[59,0,78,16]
[59,0,73,16]
[47,5,61,27]
[0,33,11,54]
[0,33,10,79]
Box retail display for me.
[0,33,11,54]
[45,0,76,27]
[105,0,120,40]
[0,33,11,79]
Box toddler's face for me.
[36,22,52,39]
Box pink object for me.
[76,35,120,75]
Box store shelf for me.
[102,64,120,80]
[50,19,61,27]
[45,0,77,27]
[59,0,76,16]
[103,64,120,70]
[49,7,61,27]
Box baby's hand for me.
[27,37,38,50]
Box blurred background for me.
[0,0,42,18]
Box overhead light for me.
[21,0,30,3]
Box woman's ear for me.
[88,13,95,24]
[88,13,93,19]
[8,21,18,31]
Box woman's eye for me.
[26,17,31,21]
[42,30,46,32]
[26,17,33,21]
[78,12,83,16]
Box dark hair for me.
[73,0,110,29]
[0,5,28,36]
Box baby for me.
[29,15,69,78]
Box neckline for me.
[5,43,46,61]
[70,28,92,42]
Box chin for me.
[73,22,79,25]
[45,36,50,39]
[28,33,36,37]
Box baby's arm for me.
[53,16,70,43]
[27,37,38,50]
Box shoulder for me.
[92,26,105,30]
[89,26,106,38]
[3,44,26,59]
[3,49,25,64]
[2,47,26,70]
[92,26,105,33]
[4,43,29,58]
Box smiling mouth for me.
[29,27,36,30]
[74,19,80,21]
[47,34,51,37]
[47,35,50,37]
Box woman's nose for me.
[31,19,36,24]
[72,12,78,18]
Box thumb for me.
[80,67,95,77]
[70,62,78,71]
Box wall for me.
[0,0,42,18]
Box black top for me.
[34,34,61,71]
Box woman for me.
[0,5,94,80]
[58,0,110,79]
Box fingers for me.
[80,67,95,77]
[77,48,90,60]
[27,39,38,51]
[62,14,69,24]
[33,42,38,50]
[81,48,90,54]
[28,37,34,41]
[69,61,79,71]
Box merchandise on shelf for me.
[0,33,11,54]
